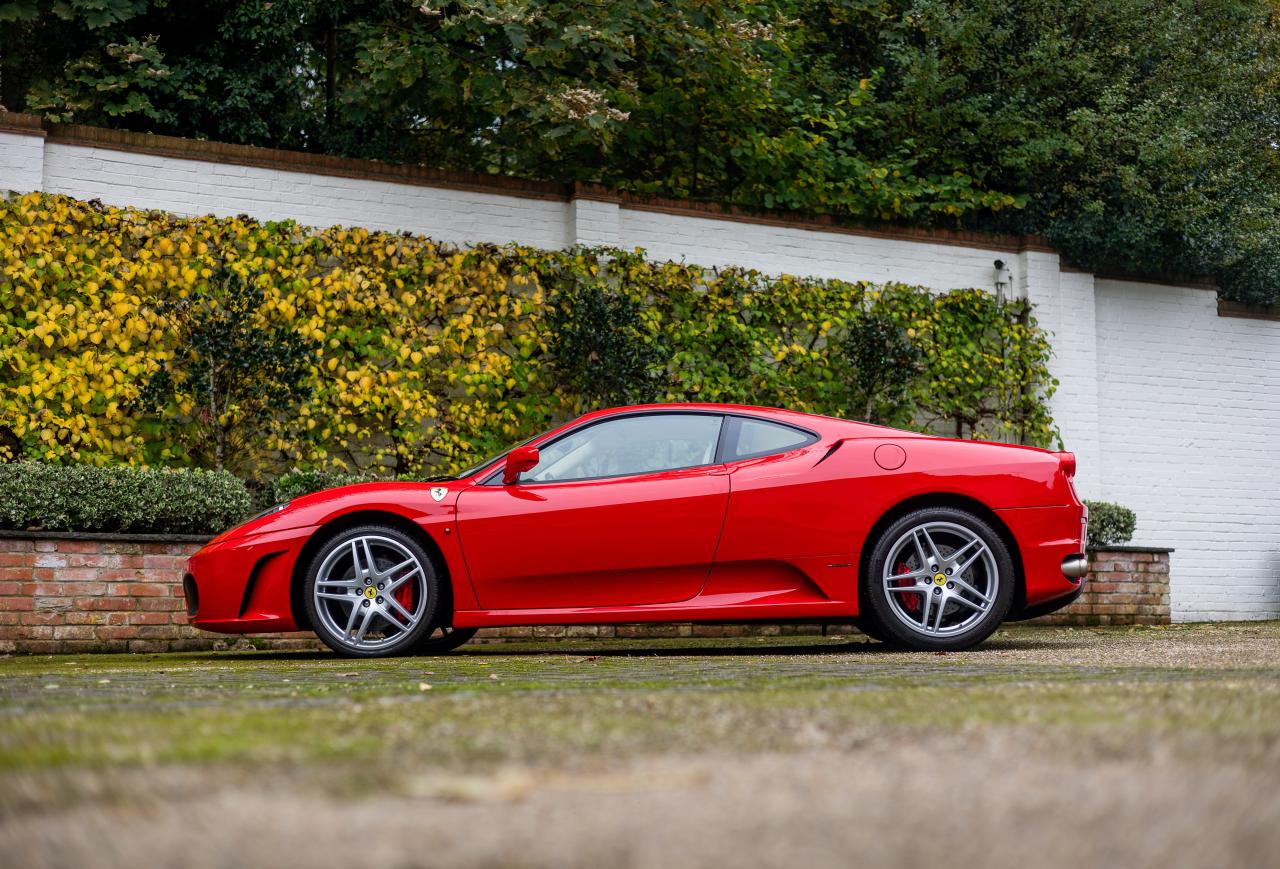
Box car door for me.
[704,415,853,597]
[455,412,731,610]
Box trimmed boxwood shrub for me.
[0,463,253,535]
[267,469,380,505]
[1085,500,1137,548]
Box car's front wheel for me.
[303,524,439,657]
[860,507,1014,651]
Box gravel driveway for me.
[2,623,1278,869]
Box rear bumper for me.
[1006,578,1085,622]
[996,503,1088,611]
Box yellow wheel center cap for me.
[364,586,378,599]
[934,573,947,585]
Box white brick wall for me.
[0,130,44,193]
[1025,263,1105,498]
[617,206,1019,290]
[3,127,1278,620]
[567,196,621,247]
[40,143,571,249]
[1094,279,1280,620]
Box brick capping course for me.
[0,109,1224,287]
[0,533,1173,653]
[0,529,212,545]
[0,111,45,136]
[1218,299,1280,322]
[1095,272,1219,293]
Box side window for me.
[523,414,723,483]
[727,417,816,460]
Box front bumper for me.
[184,524,317,633]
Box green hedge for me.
[1086,500,1137,548]
[2,195,1060,478]
[266,469,380,505]
[0,463,253,536]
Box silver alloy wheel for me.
[312,534,429,652]
[881,520,999,638]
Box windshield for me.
[450,426,556,480]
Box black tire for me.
[415,625,479,655]
[303,524,440,658]
[854,616,891,643]
[860,506,1014,651]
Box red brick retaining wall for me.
[1032,547,1172,626]
[0,533,1171,653]
[0,534,314,654]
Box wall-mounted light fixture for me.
[993,259,1013,303]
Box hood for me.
[213,480,461,543]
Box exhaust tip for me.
[1061,555,1089,580]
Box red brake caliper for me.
[393,569,414,624]
[893,561,920,613]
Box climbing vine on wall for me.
[0,193,1058,476]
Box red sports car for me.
[184,403,1088,656]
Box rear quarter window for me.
[726,417,817,460]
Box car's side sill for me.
[453,599,856,629]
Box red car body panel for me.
[185,403,1087,636]
[455,466,731,609]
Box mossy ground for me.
[2,623,1279,868]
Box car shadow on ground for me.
[455,639,1081,657]
[203,635,1079,662]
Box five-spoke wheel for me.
[303,525,439,657]
[861,507,1013,650]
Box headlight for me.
[248,501,290,523]
[207,501,292,546]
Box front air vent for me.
[238,551,284,618]
[182,573,199,617]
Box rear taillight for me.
[1054,451,1076,479]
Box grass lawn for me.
[2,622,1279,868]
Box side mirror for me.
[503,446,540,485]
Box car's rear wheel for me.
[415,625,479,654]
[303,524,439,658]
[860,507,1014,651]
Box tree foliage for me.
[839,312,921,427]
[8,1,1279,300]
[544,253,664,412]
[0,193,1059,475]
[867,0,1280,303]
[132,266,318,474]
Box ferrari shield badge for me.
[430,486,448,502]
